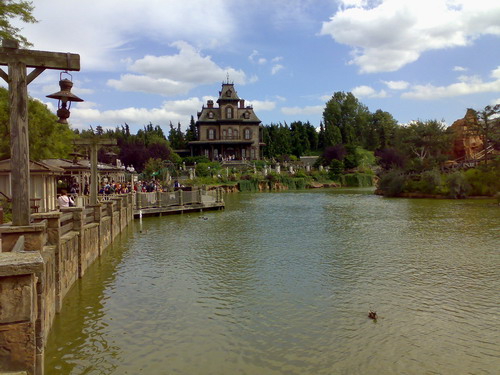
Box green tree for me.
[0,87,74,160]
[323,92,370,147]
[367,110,399,151]
[399,120,452,171]
[472,104,500,165]
[185,115,197,142]
[168,121,186,150]
[0,0,37,47]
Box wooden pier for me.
[130,189,224,217]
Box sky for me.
[8,0,500,134]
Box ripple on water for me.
[45,192,500,375]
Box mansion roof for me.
[197,83,261,124]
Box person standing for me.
[58,190,75,208]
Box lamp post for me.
[46,72,83,123]
[0,39,80,226]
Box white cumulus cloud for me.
[70,97,205,130]
[271,64,284,75]
[320,0,500,73]
[402,66,500,99]
[382,80,409,90]
[352,85,388,98]
[107,42,248,96]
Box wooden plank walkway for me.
[132,190,225,217]
[134,201,224,217]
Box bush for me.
[340,173,373,187]
[183,156,210,165]
[464,167,500,196]
[420,169,443,194]
[294,169,308,178]
[195,162,219,177]
[310,170,330,182]
[378,170,406,197]
[238,179,259,192]
[446,172,471,199]
[329,159,344,179]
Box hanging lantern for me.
[46,72,83,124]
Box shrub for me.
[344,144,360,170]
[183,156,210,165]
[446,172,471,199]
[310,170,330,183]
[378,170,406,197]
[294,169,308,178]
[195,163,215,177]
[341,173,373,187]
[329,159,344,178]
[464,167,500,196]
[238,179,259,192]
[419,169,443,194]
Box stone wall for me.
[0,194,134,375]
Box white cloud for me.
[352,85,388,98]
[281,105,323,116]
[382,80,409,90]
[18,0,236,71]
[70,97,205,130]
[272,56,284,62]
[320,0,500,73]
[453,66,468,72]
[402,66,500,99]
[249,50,267,65]
[246,100,276,111]
[271,64,284,75]
[107,42,248,96]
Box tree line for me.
[0,86,497,175]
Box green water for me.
[45,189,500,374]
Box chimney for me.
[207,100,214,108]
[240,99,245,109]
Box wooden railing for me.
[134,189,222,210]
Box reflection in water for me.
[45,189,500,374]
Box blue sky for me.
[10,0,500,133]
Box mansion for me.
[189,82,264,160]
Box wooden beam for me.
[0,48,80,71]
[27,67,46,85]
[0,67,7,83]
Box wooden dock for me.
[131,189,224,218]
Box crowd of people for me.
[58,178,176,208]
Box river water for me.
[45,189,500,375]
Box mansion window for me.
[228,128,233,139]
[208,111,214,119]
[226,106,233,119]
[208,128,216,140]
[244,128,252,140]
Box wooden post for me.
[0,39,81,226]
[74,138,117,206]
[90,143,98,205]
[8,60,30,225]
